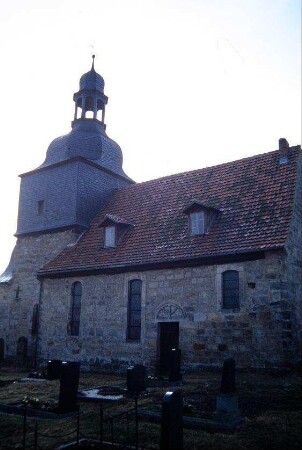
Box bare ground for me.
[0,366,301,449]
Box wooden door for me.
[158,322,179,375]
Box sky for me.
[0,0,300,273]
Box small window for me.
[190,211,205,235]
[127,280,142,341]
[31,304,39,336]
[38,200,45,215]
[104,226,116,247]
[70,282,82,336]
[222,270,240,309]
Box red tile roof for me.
[39,146,301,277]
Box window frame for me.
[69,281,82,336]
[222,270,240,310]
[104,225,116,248]
[37,200,45,215]
[190,211,205,236]
[127,279,142,342]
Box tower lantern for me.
[73,55,108,125]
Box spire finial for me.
[91,54,95,70]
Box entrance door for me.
[158,322,179,375]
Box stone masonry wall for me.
[282,153,302,364]
[38,250,298,371]
[0,229,80,362]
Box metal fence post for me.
[34,421,38,450]
[76,405,80,445]
[99,402,104,448]
[110,418,114,445]
[135,394,138,450]
[22,404,27,450]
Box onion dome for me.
[79,56,104,92]
[39,56,130,181]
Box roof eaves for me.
[37,246,284,279]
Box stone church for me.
[0,59,301,372]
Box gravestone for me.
[168,348,182,382]
[215,358,241,427]
[220,358,236,393]
[58,361,81,412]
[47,359,62,380]
[160,390,183,450]
[0,338,4,363]
[127,364,146,394]
[16,337,27,367]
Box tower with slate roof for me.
[0,57,133,363]
[17,56,133,237]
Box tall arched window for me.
[127,280,142,341]
[222,270,240,309]
[31,304,39,336]
[70,282,82,336]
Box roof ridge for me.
[120,146,301,190]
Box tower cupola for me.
[73,55,108,124]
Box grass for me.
[0,366,301,449]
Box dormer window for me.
[190,211,205,236]
[183,199,222,236]
[100,214,134,249]
[104,226,116,247]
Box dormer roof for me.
[183,200,223,214]
[99,214,134,227]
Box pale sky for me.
[0,0,300,273]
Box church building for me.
[0,59,301,371]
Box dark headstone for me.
[168,349,182,382]
[216,358,241,426]
[47,359,62,380]
[0,338,4,363]
[160,390,183,450]
[220,358,236,394]
[127,364,146,394]
[58,361,81,412]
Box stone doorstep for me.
[138,409,243,433]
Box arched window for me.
[127,280,142,341]
[76,98,83,119]
[222,270,240,309]
[31,304,39,336]
[85,96,94,118]
[70,282,82,336]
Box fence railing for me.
[0,403,80,450]
[100,396,139,449]
[0,399,145,450]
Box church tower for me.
[17,56,132,236]
[0,58,133,364]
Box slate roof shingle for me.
[39,146,301,276]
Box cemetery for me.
[0,358,301,450]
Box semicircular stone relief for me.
[156,304,185,321]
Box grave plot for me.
[0,366,301,450]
